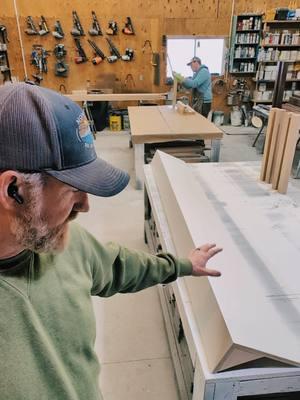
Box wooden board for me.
[150,151,300,372]
[65,92,167,102]
[271,112,292,190]
[265,109,285,183]
[260,107,277,181]
[278,114,300,194]
[129,105,223,144]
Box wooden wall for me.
[1,0,300,108]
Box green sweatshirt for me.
[0,223,192,400]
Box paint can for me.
[109,114,122,131]
[212,111,224,126]
[230,107,242,126]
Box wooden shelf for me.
[231,71,256,74]
[234,57,256,60]
[253,78,300,82]
[253,79,300,82]
[235,42,260,45]
[265,20,300,24]
[258,60,298,63]
[262,44,300,48]
[236,29,261,33]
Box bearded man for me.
[0,83,222,400]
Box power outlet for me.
[139,74,144,81]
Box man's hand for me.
[172,71,184,83]
[188,243,222,277]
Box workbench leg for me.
[210,139,221,162]
[134,143,145,190]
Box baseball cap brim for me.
[45,157,130,197]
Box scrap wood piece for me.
[277,113,300,194]
[271,112,292,190]
[176,100,195,115]
[265,109,285,183]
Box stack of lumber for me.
[260,107,300,194]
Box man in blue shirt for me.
[175,56,212,118]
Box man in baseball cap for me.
[0,82,222,400]
[187,56,201,66]
[174,55,212,118]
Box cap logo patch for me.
[76,112,94,148]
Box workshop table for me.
[128,105,223,189]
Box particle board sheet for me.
[150,151,300,372]
[129,105,223,144]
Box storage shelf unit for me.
[229,14,263,74]
[253,19,300,105]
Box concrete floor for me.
[76,127,292,399]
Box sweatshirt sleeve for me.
[182,68,209,89]
[90,240,192,297]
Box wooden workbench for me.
[128,105,223,189]
[144,155,300,399]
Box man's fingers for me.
[208,247,223,258]
[198,243,216,251]
[202,267,221,277]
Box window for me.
[167,37,226,77]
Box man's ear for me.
[0,171,24,210]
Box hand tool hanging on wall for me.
[121,48,134,61]
[38,16,49,36]
[74,38,88,63]
[25,16,38,35]
[54,44,68,77]
[71,11,85,36]
[106,21,118,35]
[55,60,69,77]
[88,11,102,36]
[142,40,160,85]
[52,20,64,39]
[124,73,136,89]
[87,39,105,64]
[122,17,135,35]
[106,38,121,63]
[0,25,9,43]
[31,46,50,73]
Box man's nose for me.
[73,192,90,213]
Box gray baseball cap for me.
[0,83,129,197]
[187,56,201,66]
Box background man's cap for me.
[0,83,130,197]
[187,56,201,66]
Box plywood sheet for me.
[150,151,300,372]
[159,106,223,137]
[129,105,223,144]
[260,108,277,182]
[271,112,291,190]
[278,114,300,194]
[265,109,285,183]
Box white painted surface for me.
[150,151,300,371]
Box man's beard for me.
[10,196,78,254]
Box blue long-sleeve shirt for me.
[182,65,212,103]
